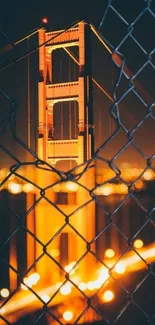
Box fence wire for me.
[0,0,155,324]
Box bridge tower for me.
[35,21,95,285]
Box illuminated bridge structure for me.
[35,21,96,286]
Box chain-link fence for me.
[0,0,155,324]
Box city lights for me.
[63,310,73,321]
[133,239,144,249]
[50,248,60,257]
[105,249,115,258]
[135,180,144,190]
[143,170,153,181]
[64,261,77,275]
[87,281,95,290]
[78,282,87,291]
[41,294,50,303]
[21,273,40,290]
[21,284,28,291]
[8,182,22,194]
[114,262,126,274]
[98,267,109,285]
[0,288,9,298]
[101,185,112,196]
[28,273,40,286]
[60,283,72,295]
[65,181,78,192]
[0,306,6,314]
[102,290,114,303]
[22,183,34,193]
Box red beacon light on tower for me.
[42,17,48,24]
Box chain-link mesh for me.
[0,0,155,324]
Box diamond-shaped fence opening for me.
[0,0,155,324]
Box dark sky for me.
[0,0,105,40]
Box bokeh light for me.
[102,290,114,303]
[133,239,144,249]
[105,248,115,258]
[63,310,73,321]
[114,262,126,274]
[0,288,9,298]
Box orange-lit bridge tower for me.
[36,21,95,285]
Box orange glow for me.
[63,310,73,321]
[65,181,78,192]
[23,277,32,288]
[78,282,87,291]
[53,184,61,192]
[97,267,109,286]
[60,283,71,295]
[8,182,22,194]
[41,294,50,303]
[114,262,126,274]
[64,261,77,275]
[0,306,6,314]
[102,290,114,303]
[105,249,115,258]
[28,273,40,286]
[0,288,9,298]
[119,184,128,194]
[123,245,155,270]
[50,248,60,257]
[22,183,34,193]
[133,239,144,249]
[1,243,155,319]
[101,185,112,196]
[21,284,28,291]
[135,180,144,190]
[87,281,95,290]
[143,170,153,180]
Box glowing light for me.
[102,290,114,303]
[41,294,50,303]
[1,244,155,317]
[119,184,128,194]
[87,281,95,291]
[23,277,32,288]
[8,182,22,194]
[0,168,7,179]
[63,310,73,321]
[143,170,153,181]
[21,284,28,291]
[133,239,144,249]
[0,306,6,314]
[50,248,60,257]
[98,267,109,286]
[66,181,78,192]
[28,273,40,286]
[42,17,48,24]
[105,249,115,259]
[135,180,144,190]
[60,283,71,295]
[64,261,77,275]
[0,288,9,298]
[101,186,112,196]
[22,183,34,193]
[78,282,87,291]
[114,262,126,274]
